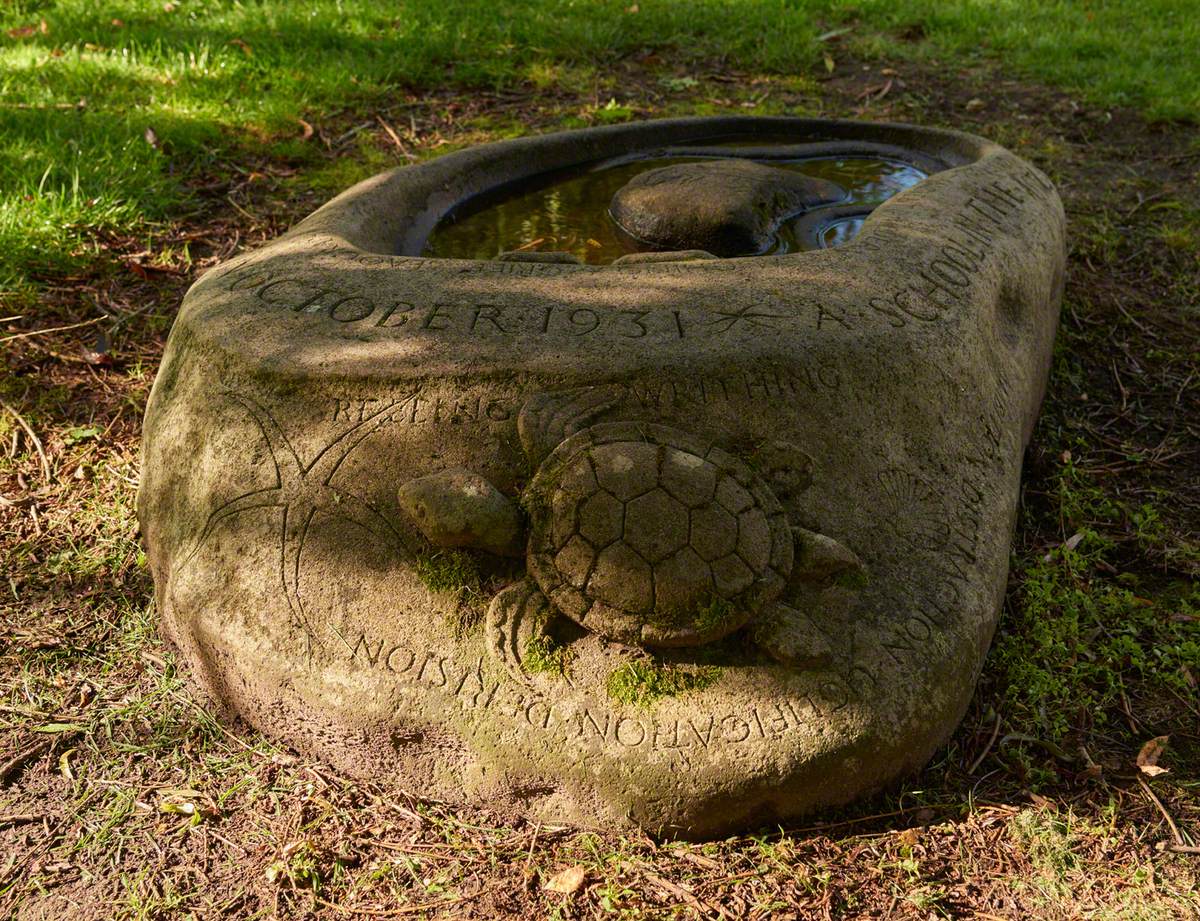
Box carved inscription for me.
[620,363,842,408]
[224,269,694,340]
[867,164,1057,327]
[337,626,876,755]
[329,391,514,427]
[224,267,880,341]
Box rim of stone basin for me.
[283,116,996,265]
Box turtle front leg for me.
[752,602,835,668]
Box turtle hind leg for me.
[752,602,836,669]
[487,579,574,685]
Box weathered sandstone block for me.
[138,117,1064,838]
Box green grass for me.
[846,0,1199,120]
[2,0,1197,298]
[996,536,1199,747]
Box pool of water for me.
[422,154,926,264]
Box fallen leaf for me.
[544,865,587,894]
[58,748,76,781]
[1063,531,1085,552]
[823,54,836,74]
[81,346,114,367]
[144,127,159,148]
[1137,736,1170,777]
[965,98,986,111]
[298,118,314,140]
[229,38,252,56]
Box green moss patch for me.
[606,661,720,708]
[523,633,572,678]
[415,549,480,596]
[693,596,735,634]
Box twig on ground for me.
[0,740,50,787]
[968,710,1003,774]
[0,400,52,482]
[642,869,722,917]
[315,894,476,916]
[1136,775,1185,848]
[524,821,540,874]
[376,116,417,160]
[0,316,106,344]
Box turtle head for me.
[517,386,623,469]
[397,468,525,558]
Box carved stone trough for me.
[138,117,1065,838]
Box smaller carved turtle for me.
[397,388,863,676]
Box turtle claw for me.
[753,602,835,668]
[486,578,564,684]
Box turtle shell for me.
[524,422,793,647]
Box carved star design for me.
[180,393,410,656]
[703,304,788,332]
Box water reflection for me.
[423,154,926,264]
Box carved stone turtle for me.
[524,421,792,647]
[398,388,864,670]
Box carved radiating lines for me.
[702,304,788,332]
[181,392,411,654]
